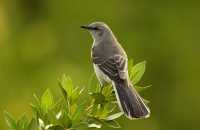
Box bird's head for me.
[81,22,114,42]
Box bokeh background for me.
[0,0,200,129]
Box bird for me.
[81,22,150,119]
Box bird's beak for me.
[81,25,91,30]
[81,25,96,30]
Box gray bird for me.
[81,22,150,119]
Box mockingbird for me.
[81,22,150,119]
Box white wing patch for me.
[113,55,128,80]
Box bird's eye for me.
[93,27,99,30]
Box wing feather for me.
[92,55,128,81]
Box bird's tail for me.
[113,80,150,119]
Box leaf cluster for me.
[4,60,150,130]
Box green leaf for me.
[102,85,113,98]
[4,111,17,129]
[98,103,114,119]
[103,120,121,128]
[27,118,37,130]
[105,112,123,121]
[135,85,151,92]
[17,114,29,130]
[41,88,54,113]
[57,110,72,128]
[71,87,84,103]
[91,93,106,105]
[49,125,65,130]
[33,94,41,107]
[59,83,68,101]
[30,104,41,118]
[31,94,42,116]
[60,75,73,98]
[45,111,58,125]
[88,123,102,128]
[131,61,146,85]
[128,59,134,73]
[88,73,99,93]
[72,103,86,125]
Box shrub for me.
[4,60,150,130]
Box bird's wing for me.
[92,55,128,81]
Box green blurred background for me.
[0,0,200,129]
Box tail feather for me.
[113,81,150,119]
